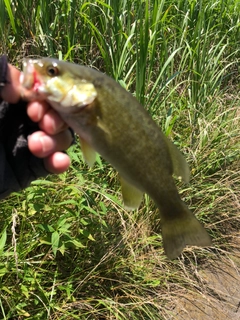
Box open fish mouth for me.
[20,60,35,89]
[20,59,47,101]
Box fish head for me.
[20,57,97,112]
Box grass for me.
[0,0,240,319]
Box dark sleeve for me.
[0,100,49,199]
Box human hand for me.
[1,63,72,174]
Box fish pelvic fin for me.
[164,137,190,183]
[120,177,143,210]
[161,205,211,259]
[79,137,96,167]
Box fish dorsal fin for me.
[79,137,96,167]
[120,177,143,210]
[164,137,190,183]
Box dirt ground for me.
[170,239,240,320]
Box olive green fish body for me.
[21,58,211,259]
[63,85,173,195]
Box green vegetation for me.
[0,0,239,319]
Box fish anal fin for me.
[79,137,96,167]
[164,137,190,183]
[120,177,143,210]
[161,206,211,259]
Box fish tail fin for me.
[161,204,211,259]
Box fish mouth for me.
[20,59,46,101]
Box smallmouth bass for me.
[20,58,211,259]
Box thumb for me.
[1,63,21,103]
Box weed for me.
[0,0,239,319]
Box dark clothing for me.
[0,100,49,199]
[0,55,48,199]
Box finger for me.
[43,152,71,174]
[26,100,50,122]
[28,130,73,158]
[1,65,21,103]
[38,108,68,135]
[27,101,68,134]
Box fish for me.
[20,57,211,259]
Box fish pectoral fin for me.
[120,177,143,210]
[79,137,96,167]
[96,118,112,140]
[164,137,190,183]
[161,204,212,259]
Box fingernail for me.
[39,135,55,153]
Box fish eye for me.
[47,66,59,77]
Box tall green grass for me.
[0,0,239,318]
